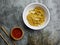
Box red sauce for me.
[12,28,22,38]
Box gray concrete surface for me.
[0,0,60,45]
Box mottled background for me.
[0,0,60,45]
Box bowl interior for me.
[23,3,50,30]
[11,27,24,40]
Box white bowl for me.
[23,3,50,30]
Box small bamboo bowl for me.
[10,26,24,40]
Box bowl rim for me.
[11,26,24,40]
[23,3,50,30]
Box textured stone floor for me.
[0,0,60,45]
